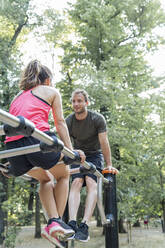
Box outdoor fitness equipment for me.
[0,108,119,248]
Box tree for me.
[56,0,165,230]
[0,0,45,244]
[0,0,30,241]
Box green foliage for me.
[42,9,66,45]
[0,0,33,236]
[0,0,32,113]
[3,225,20,248]
[2,178,35,225]
[57,0,165,224]
[66,0,165,69]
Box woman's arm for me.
[51,89,73,150]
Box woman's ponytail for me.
[19,60,52,90]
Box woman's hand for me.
[75,149,86,163]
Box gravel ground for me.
[15,226,53,248]
[15,221,105,248]
[14,222,165,248]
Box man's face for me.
[72,93,88,114]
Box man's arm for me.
[98,131,112,166]
[98,132,118,174]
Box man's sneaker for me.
[48,218,75,240]
[41,226,65,248]
[74,222,90,242]
[67,220,78,240]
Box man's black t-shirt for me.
[66,110,107,155]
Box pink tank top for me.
[5,89,51,143]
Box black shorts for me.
[71,152,104,185]
[5,131,61,176]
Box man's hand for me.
[104,166,119,174]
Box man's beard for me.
[74,108,86,115]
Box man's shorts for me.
[5,131,61,177]
[71,152,104,185]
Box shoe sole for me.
[50,229,75,241]
[75,236,90,242]
[66,234,75,241]
[42,230,65,248]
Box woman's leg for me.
[49,162,70,217]
[28,166,74,240]
[27,168,59,219]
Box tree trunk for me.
[161,200,165,233]
[133,220,141,227]
[0,206,5,244]
[35,192,41,238]
[0,171,8,244]
[118,217,127,233]
[160,168,165,233]
[28,184,35,211]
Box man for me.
[66,89,118,242]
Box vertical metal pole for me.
[62,202,69,248]
[104,173,119,248]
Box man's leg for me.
[67,177,84,239]
[68,177,84,221]
[74,176,97,242]
[82,176,97,224]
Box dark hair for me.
[71,89,89,102]
[19,60,53,90]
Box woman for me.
[5,60,85,246]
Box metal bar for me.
[32,129,58,146]
[0,163,36,182]
[0,144,40,159]
[70,168,80,175]
[18,174,35,181]
[0,109,20,127]
[81,161,109,184]
[69,165,109,184]
[97,177,109,225]
[0,166,8,173]
[0,125,4,136]
[62,146,75,159]
[0,109,59,146]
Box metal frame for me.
[0,108,119,248]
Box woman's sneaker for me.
[74,222,90,242]
[41,226,65,248]
[47,218,75,240]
